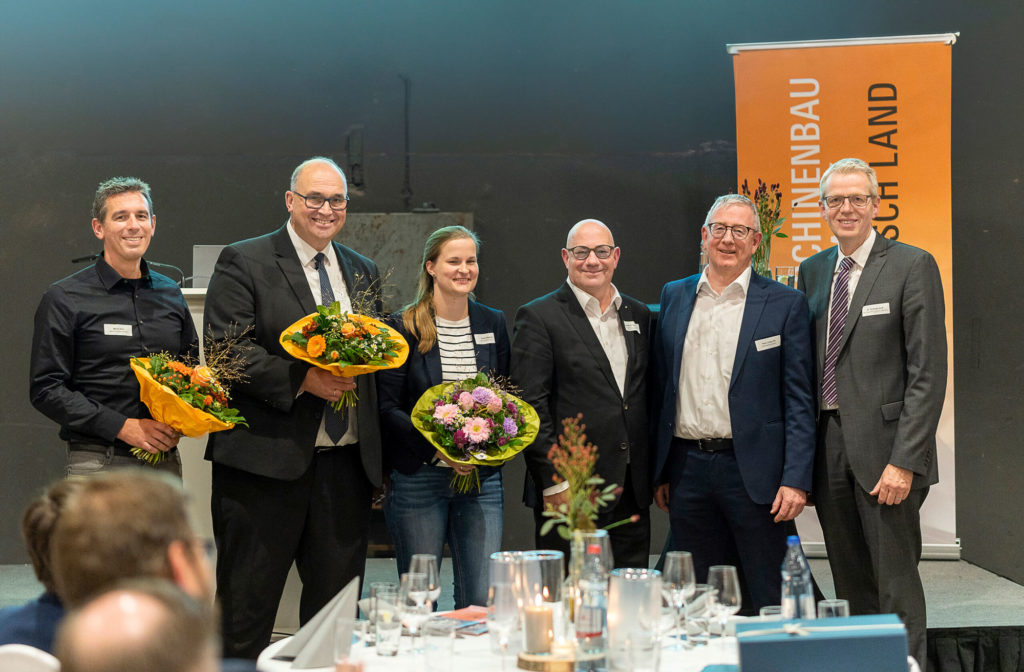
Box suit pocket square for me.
[755,335,781,351]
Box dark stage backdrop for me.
[1,1,1021,582]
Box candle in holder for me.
[523,603,554,653]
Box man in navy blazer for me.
[651,195,816,609]
[203,157,382,658]
[511,219,652,568]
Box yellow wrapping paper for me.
[130,358,235,437]
[279,312,409,376]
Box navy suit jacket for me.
[0,592,63,653]
[651,271,816,505]
[378,300,510,476]
[203,224,383,485]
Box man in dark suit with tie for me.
[651,195,816,610]
[798,158,946,669]
[203,157,382,658]
[511,219,651,567]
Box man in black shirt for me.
[30,177,198,476]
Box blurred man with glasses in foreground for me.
[511,219,652,567]
[798,158,946,669]
[650,195,816,611]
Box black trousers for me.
[212,447,373,659]
[815,413,929,669]
[533,464,651,569]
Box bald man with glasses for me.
[511,219,653,568]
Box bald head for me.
[562,218,620,307]
[566,219,614,249]
[56,581,218,672]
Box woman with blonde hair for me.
[378,225,509,608]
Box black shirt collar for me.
[95,254,151,290]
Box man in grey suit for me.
[798,158,947,669]
[204,157,382,658]
[511,219,651,568]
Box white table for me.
[257,633,739,671]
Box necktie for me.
[822,256,854,408]
[314,252,348,442]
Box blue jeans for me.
[384,465,503,608]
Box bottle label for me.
[576,606,604,638]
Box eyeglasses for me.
[706,223,757,240]
[292,190,350,211]
[823,194,873,209]
[566,245,615,260]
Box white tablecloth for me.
[257,633,739,671]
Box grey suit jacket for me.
[798,234,947,492]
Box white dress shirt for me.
[286,221,358,447]
[822,229,876,410]
[567,279,628,396]
[674,266,752,440]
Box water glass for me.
[707,565,741,637]
[776,266,798,287]
[687,584,713,646]
[488,581,520,661]
[817,598,850,618]
[369,581,399,638]
[423,617,458,671]
[607,568,662,671]
[374,590,401,657]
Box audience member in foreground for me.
[55,579,218,672]
[0,479,81,652]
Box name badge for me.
[474,332,496,345]
[755,335,781,351]
[104,324,133,337]
[862,302,890,317]
[623,320,641,333]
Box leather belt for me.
[676,437,734,453]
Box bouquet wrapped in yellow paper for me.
[280,302,409,408]
[129,355,247,464]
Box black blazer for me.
[203,224,383,485]
[510,283,652,510]
[378,300,510,476]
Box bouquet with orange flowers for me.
[280,301,409,409]
[129,352,247,464]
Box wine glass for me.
[400,572,431,654]
[487,582,519,672]
[410,554,441,608]
[661,551,696,649]
[706,565,741,637]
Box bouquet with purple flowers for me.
[411,371,540,492]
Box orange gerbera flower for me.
[340,322,357,337]
[191,366,215,387]
[330,351,340,361]
[168,360,194,376]
[306,334,326,357]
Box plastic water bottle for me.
[780,535,816,619]
[575,544,608,670]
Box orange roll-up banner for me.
[730,35,957,554]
